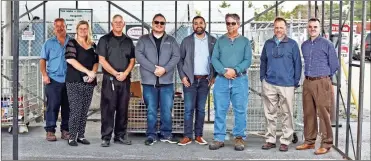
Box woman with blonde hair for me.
[64,20,98,146]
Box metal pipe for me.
[242,1,244,36]
[346,1,354,156]
[207,0,211,122]
[108,1,151,29]
[175,1,178,93]
[321,0,324,36]
[2,1,47,30]
[243,1,285,25]
[43,2,46,41]
[275,1,278,17]
[108,2,111,31]
[175,1,177,38]
[335,0,343,148]
[142,1,144,35]
[12,1,20,160]
[314,1,318,18]
[76,1,78,9]
[308,0,311,19]
[356,1,366,159]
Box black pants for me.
[44,79,70,133]
[66,82,95,140]
[100,75,130,140]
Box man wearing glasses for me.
[135,13,180,146]
[296,18,339,155]
[97,14,136,147]
[209,13,252,151]
[177,16,217,146]
[260,17,302,152]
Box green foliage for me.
[252,1,370,21]
[219,1,230,8]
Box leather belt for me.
[194,75,208,79]
[305,76,329,81]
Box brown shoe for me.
[195,136,208,145]
[208,141,224,150]
[177,137,192,146]
[279,144,289,152]
[46,132,57,141]
[61,130,70,140]
[296,143,315,150]
[234,136,245,151]
[314,147,330,155]
[262,142,276,150]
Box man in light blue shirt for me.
[40,18,71,141]
[177,16,217,146]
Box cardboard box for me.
[130,81,142,98]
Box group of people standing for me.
[40,12,338,155]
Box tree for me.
[219,1,230,8]
[248,1,253,8]
[195,10,201,16]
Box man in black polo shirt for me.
[97,14,135,147]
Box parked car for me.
[352,33,371,61]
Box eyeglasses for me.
[154,21,166,25]
[226,22,237,26]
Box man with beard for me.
[40,18,71,141]
[209,13,252,151]
[135,14,180,146]
[296,18,339,155]
[97,14,136,147]
[177,16,217,146]
[260,17,302,152]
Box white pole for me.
[4,0,11,57]
[1,0,3,99]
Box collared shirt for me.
[96,31,135,76]
[301,36,339,77]
[274,36,281,45]
[194,34,210,75]
[211,34,252,74]
[40,35,71,83]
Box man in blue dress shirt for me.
[296,18,339,155]
[40,18,71,141]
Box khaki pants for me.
[303,77,333,149]
[262,80,295,145]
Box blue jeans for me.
[143,84,174,139]
[213,75,249,142]
[44,79,70,133]
[183,78,209,138]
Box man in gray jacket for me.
[135,13,180,146]
[177,16,217,146]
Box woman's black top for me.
[65,39,98,86]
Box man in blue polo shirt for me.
[40,18,71,141]
[209,13,252,151]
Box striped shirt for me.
[301,36,339,77]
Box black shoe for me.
[144,137,156,146]
[68,139,78,146]
[77,138,90,145]
[160,136,178,144]
[114,137,132,145]
[101,140,110,147]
